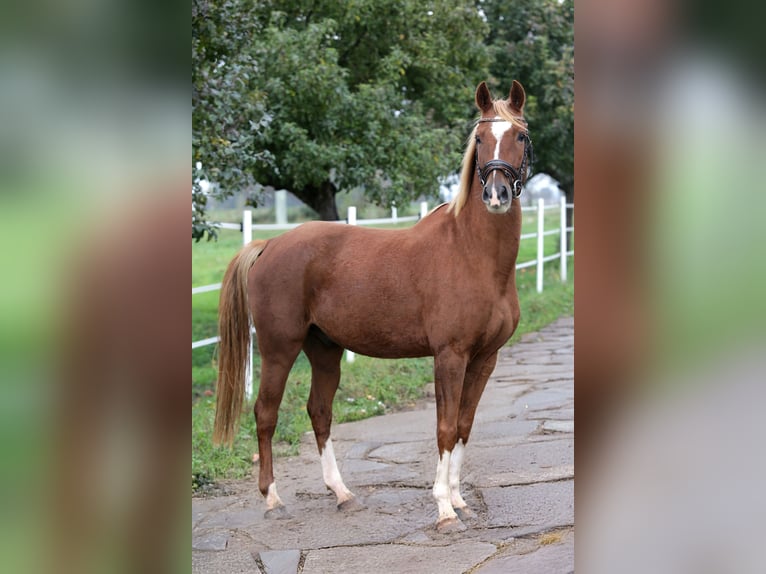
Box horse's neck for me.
[456,186,522,282]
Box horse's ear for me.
[509,80,526,113]
[475,81,493,113]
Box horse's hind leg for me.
[303,329,361,511]
[254,342,302,518]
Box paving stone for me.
[198,506,264,529]
[192,530,230,551]
[257,549,301,574]
[466,437,573,487]
[341,441,383,460]
[368,442,431,464]
[474,530,574,573]
[526,408,574,421]
[236,487,436,550]
[341,458,420,484]
[468,419,540,443]
[192,547,257,573]
[398,530,432,544]
[193,497,236,529]
[542,420,574,433]
[191,317,574,574]
[481,480,574,528]
[515,386,573,410]
[362,487,427,512]
[301,541,497,574]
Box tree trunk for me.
[293,180,340,221]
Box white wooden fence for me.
[193,198,574,398]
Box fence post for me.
[275,189,287,225]
[559,195,567,282]
[536,198,544,293]
[391,204,398,223]
[420,201,429,219]
[345,206,356,363]
[243,210,254,400]
[243,209,252,245]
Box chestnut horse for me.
[214,81,533,532]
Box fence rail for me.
[193,198,574,396]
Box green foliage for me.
[483,0,574,195]
[192,0,574,237]
[192,0,274,240]
[192,0,491,233]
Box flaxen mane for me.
[448,99,528,217]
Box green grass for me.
[192,206,573,490]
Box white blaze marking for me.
[490,118,512,160]
[488,118,513,207]
[449,440,467,509]
[265,482,283,510]
[433,449,457,522]
[320,438,354,503]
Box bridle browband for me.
[475,118,533,199]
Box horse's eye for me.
[517,133,526,142]
[475,135,482,144]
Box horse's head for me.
[473,80,532,214]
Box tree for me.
[482,0,574,242]
[192,0,490,237]
[192,0,273,240]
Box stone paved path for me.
[193,317,574,573]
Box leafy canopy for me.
[192,0,574,239]
[192,0,490,239]
[483,0,574,195]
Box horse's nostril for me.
[499,185,509,202]
[482,186,490,202]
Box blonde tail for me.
[212,240,267,446]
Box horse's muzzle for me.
[482,184,512,213]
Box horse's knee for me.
[436,421,458,453]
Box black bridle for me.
[475,118,533,199]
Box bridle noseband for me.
[475,118,533,199]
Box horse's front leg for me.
[451,352,498,521]
[432,350,469,532]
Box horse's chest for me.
[437,290,517,351]
[481,305,516,347]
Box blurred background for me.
[1,0,765,571]
[575,0,766,571]
[0,0,188,572]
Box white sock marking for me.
[433,449,457,522]
[449,440,467,509]
[320,438,354,503]
[265,482,283,510]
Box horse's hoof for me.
[455,507,475,523]
[337,497,365,513]
[264,505,292,520]
[436,516,467,533]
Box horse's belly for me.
[319,318,431,359]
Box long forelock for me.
[448,99,527,217]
